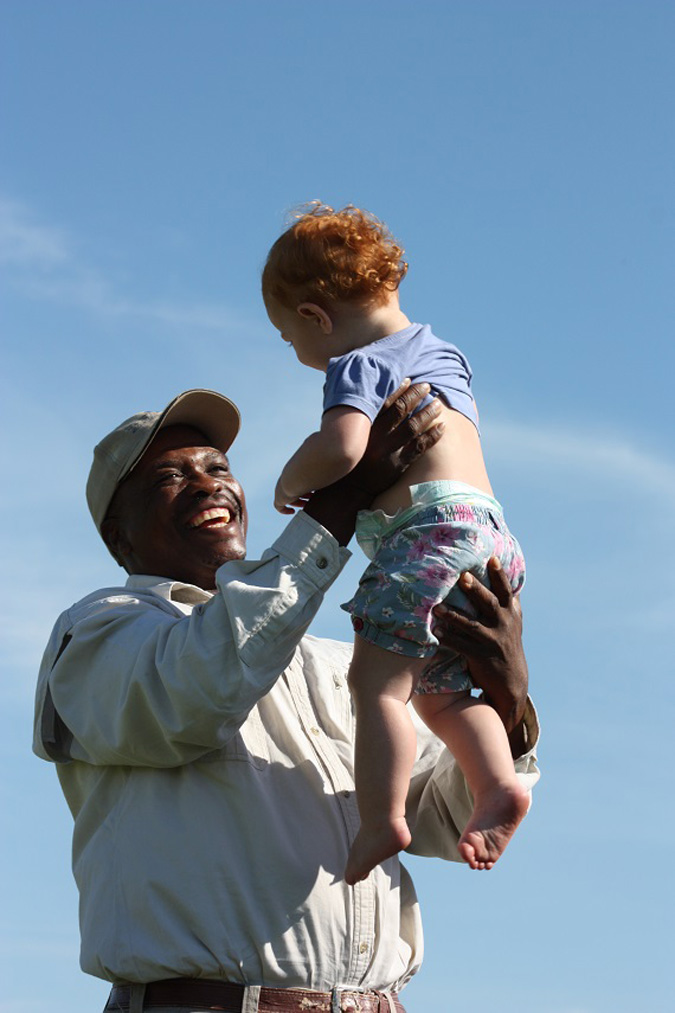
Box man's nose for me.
[191,471,222,496]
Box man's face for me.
[103,425,248,590]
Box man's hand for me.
[430,557,529,757]
[304,381,444,545]
[349,381,444,501]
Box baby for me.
[263,203,530,884]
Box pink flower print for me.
[419,563,451,588]
[491,531,505,557]
[413,597,436,620]
[507,553,526,590]
[389,642,404,654]
[375,570,392,589]
[406,535,435,563]
[381,607,394,618]
[430,525,462,547]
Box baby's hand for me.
[274,477,311,515]
[274,478,293,514]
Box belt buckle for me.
[331,988,378,1013]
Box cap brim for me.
[124,389,241,482]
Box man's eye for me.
[155,471,181,485]
[210,465,229,475]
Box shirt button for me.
[310,727,320,736]
[359,941,369,954]
[316,556,328,569]
[342,790,351,799]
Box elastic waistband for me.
[356,480,503,557]
[425,502,501,526]
[409,480,502,513]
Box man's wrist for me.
[507,697,538,759]
[303,477,371,547]
[507,718,528,759]
[478,684,529,757]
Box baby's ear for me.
[297,302,333,334]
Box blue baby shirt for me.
[322,323,479,430]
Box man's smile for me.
[187,506,236,530]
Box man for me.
[34,387,539,1013]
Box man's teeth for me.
[189,508,232,528]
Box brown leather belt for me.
[105,979,406,1012]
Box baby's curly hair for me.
[262,202,408,309]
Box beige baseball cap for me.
[86,389,241,533]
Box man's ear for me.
[297,302,333,334]
[101,517,131,569]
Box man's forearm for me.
[40,519,346,766]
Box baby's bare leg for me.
[345,636,425,885]
[414,692,530,869]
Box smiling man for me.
[101,430,248,589]
[34,388,539,1013]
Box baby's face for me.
[265,296,327,371]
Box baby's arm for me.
[274,406,371,514]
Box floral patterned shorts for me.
[342,490,525,694]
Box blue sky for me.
[1,2,673,1011]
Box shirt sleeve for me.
[405,699,541,860]
[323,352,401,422]
[34,513,350,768]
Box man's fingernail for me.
[491,558,501,570]
[461,573,473,586]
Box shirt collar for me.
[125,573,214,606]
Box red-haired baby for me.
[263,203,530,884]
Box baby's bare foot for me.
[458,783,530,870]
[345,816,412,885]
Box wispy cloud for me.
[0,195,251,331]
[484,418,675,636]
[0,198,70,268]
[485,418,675,501]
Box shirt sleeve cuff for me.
[269,511,351,588]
